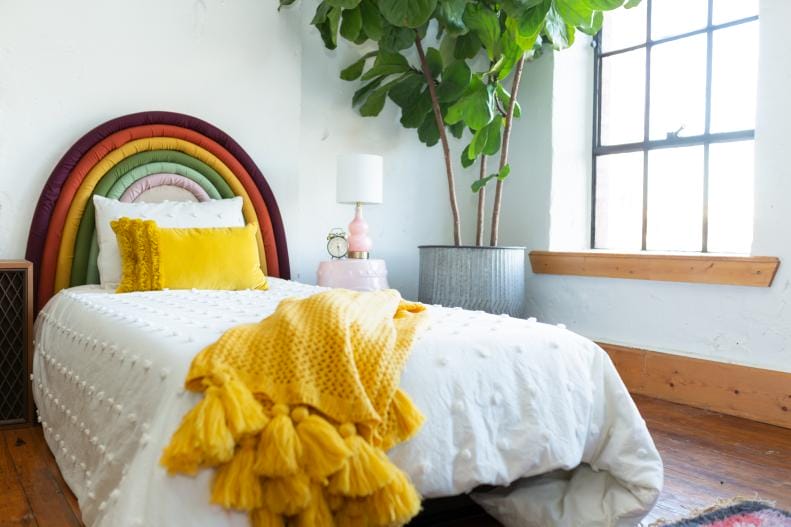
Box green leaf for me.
[359,0,384,40]
[436,0,468,35]
[360,90,388,117]
[461,145,476,168]
[418,112,440,146]
[278,0,297,9]
[359,75,405,117]
[449,121,466,139]
[378,0,438,28]
[471,174,496,192]
[497,164,511,181]
[352,76,384,106]
[340,51,376,81]
[361,50,410,80]
[445,76,495,130]
[340,6,363,40]
[463,4,501,59]
[326,0,361,7]
[315,6,343,49]
[587,0,627,9]
[624,0,642,7]
[400,88,433,128]
[454,31,481,59]
[388,73,425,108]
[495,83,521,118]
[469,115,503,158]
[426,47,443,78]
[501,0,544,16]
[311,2,332,24]
[578,10,604,36]
[380,24,415,51]
[543,3,575,49]
[554,0,595,28]
[439,32,457,65]
[437,61,471,103]
[513,0,550,48]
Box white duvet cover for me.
[32,279,662,527]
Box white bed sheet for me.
[32,278,662,527]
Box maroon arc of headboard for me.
[25,111,290,311]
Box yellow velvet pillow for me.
[110,218,268,292]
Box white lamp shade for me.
[336,154,383,204]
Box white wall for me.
[0,0,458,300]
[500,0,791,373]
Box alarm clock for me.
[326,228,348,259]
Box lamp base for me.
[347,251,369,259]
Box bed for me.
[27,112,663,527]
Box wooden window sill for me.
[529,251,780,287]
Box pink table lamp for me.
[336,154,383,259]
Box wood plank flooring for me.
[1,395,789,526]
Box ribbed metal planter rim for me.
[418,245,526,317]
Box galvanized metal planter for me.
[418,245,526,317]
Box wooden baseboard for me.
[599,342,791,429]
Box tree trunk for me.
[476,156,487,246]
[415,35,461,246]
[490,54,526,247]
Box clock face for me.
[327,236,348,258]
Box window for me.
[592,0,759,253]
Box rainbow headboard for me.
[26,111,290,310]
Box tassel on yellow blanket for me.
[328,423,398,497]
[335,497,368,527]
[249,507,285,527]
[254,404,301,477]
[291,484,335,527]
[159,403,206,474]
[261,473,311,516]
[292,406,351,482]
[219,375,269,438]
[195,386,237,464]
[366,468,422,526]
[389,389,426,445]
[160,386,235,473]
[211,438,263,510]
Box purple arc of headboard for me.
[25,111,290,282]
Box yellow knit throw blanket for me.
[160,289,428,527]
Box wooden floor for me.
[1,395,789,526]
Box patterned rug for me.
[658,500,791,527]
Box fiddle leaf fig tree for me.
[281,0,642,246]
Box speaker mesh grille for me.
[0,270,26,425]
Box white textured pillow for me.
[93,195,245,287]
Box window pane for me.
[707,141,754,253]
[651,0,708,40]
[712,0,758,24]
[710,21,759,133]
[595,152,644,250]
[601,1,647,53]
[649,35,707,140]
[600,49,646,145]
[646,146,704,251]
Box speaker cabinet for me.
[0,261,33,428]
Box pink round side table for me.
[316,259,389,291]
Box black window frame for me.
[591,0,758,252]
